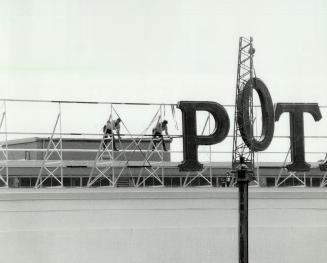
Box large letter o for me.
[237,78,274,151]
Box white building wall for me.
[0,188,326,263]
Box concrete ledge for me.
[0,187,327,201]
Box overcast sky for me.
[0,0,326,162]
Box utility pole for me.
[237,156,250,263]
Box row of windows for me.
[2,176,326,188]
[4,176,229,188]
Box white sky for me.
[0,0,326,162]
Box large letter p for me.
[178,101,230,171]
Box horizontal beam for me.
[2,148,327,155]
[2,132,327,139]
[0,98,177,106]
[0,160,322,168]
[4,98,327,108]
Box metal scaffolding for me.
[0,98,326,188]
[87,104,167,187]
[35,111,63,188]
[87,105,215,187]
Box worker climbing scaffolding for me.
[152,119,169,151]
[103,117,121,151]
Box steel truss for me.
[320,172,327,187]
[232,36,256,184]
[275,147,307,187]
[87,105,133,187]
[0,102,8,187]
[0,98,215,188]
[35,106,63,188]
[88,105,168,187]
[87,104,215,187]
[132,106,166,187]
[319,154,327,187]
[276,170,306,187]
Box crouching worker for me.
[103,118,122,151]
[152,120,169,151]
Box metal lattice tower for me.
[232,37,256,176]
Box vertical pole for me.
[4,101,8,186]
[237,157,249,263]
[160,104,164,185]
[111,103,114,186]
[160,104,163,155]
[208,112,212,184]
[249,37,255,174]
[232,37,243,170]
[59,102,63,187]
[255,105,260,184]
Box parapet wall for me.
[0,188,326,263]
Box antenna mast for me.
[232,36,256,179]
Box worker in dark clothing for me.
[152,120,169,151]
[103,118,121,151]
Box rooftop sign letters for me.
[178,77,323,172]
